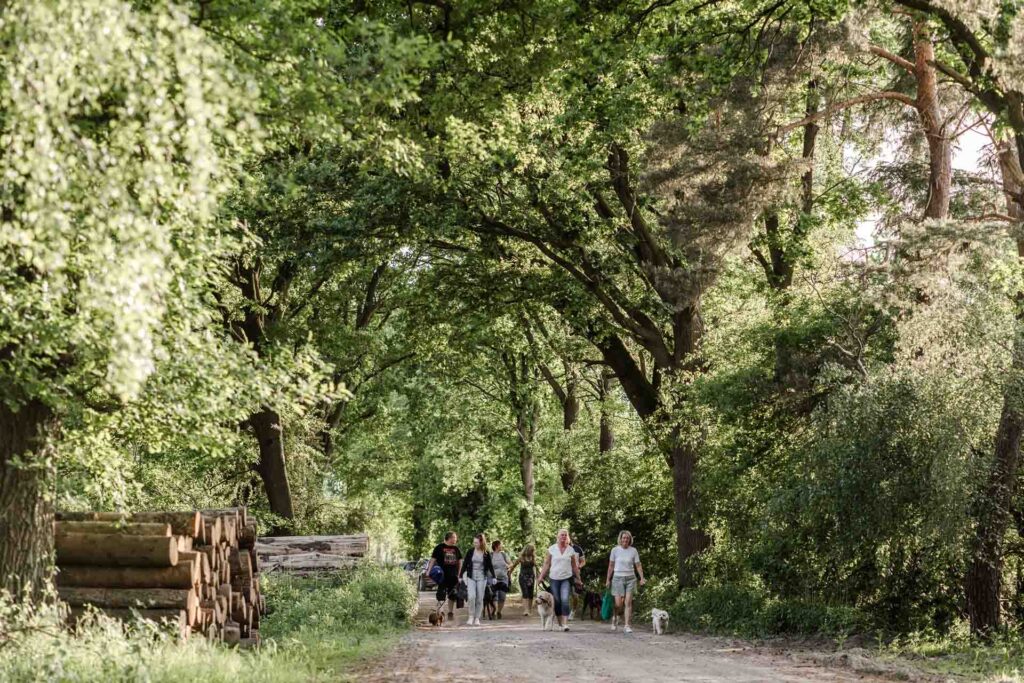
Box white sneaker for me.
[465,619,474,626]
[624,626,633,634]
[611,617,618,631]
[562,624,570,632]
[473,618,481,625]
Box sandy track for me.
[358,592,898,682]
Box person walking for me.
[511,544,537,616]
[490,539,512,619]
[537,528,583,631]
[568,533,586,621]
[605,530,646,634]
[425,531,462,620]
[459,532,494,626]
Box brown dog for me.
[428,609,446,626]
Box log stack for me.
[55,507,266,646]
[256,534,368,576]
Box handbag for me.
[456,580,469,604]
[600,590,614,621]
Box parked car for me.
[416,559,436,592]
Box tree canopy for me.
[4,0,1024,639]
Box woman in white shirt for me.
[605,530,645,634]
[537,528,583,631]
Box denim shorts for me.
[611,574,637,597]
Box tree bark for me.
[965,141,1024,635]
[0,398,58,602]
[599,368,615,454]
[248,408,294,535]
[536,352,581,492]
[755,81,819,386]
[593,307,709,587]
[670,436,711,588]
[56,534,178,567]
[517,401,538,541]
[965,392,1024,634]
[559,363,580,492]
[56,562,199,589]
[913,22,952,221]
[411,500,428,556]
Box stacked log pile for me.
[256,534,368,576]
[55,507,266,646]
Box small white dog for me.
[535,591,555,631]
[651,608,669,635]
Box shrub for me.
[667,583,867,639]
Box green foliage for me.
[667,584,868,639]
[0,565,414,683]
[0,0,252,406]
[262,565,418,640]
[885,629,1024,681]
[7,0,1024,657]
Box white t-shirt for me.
[609,545,640,576]
[547,544,577,580]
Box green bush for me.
[0,564,416,683]
[667,584,867,639]
[261,565,418,642]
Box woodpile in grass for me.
[256,534,367,576]
[55,507,265,646]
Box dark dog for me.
[427,608,446,626]
[483,584,496,620]
[580,590,602,620]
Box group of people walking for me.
[424,528,646,632]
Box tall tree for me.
[889,0,1024,633]
[196,3,438,531]
[0,0,248,599]
[403,0,807,585]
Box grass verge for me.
[0,564,417,683]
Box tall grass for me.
[640,582,867,640]
[0,564,417,683]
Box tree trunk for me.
[319,398,352,460]
[964,141,1024,635]
[769,81,819,387]
[593,306,709,588]
[562,367,579,430]
[965,393,1024,634]
[913,22,952,221]
[411,500,428,556]
[248,408,294,535]
[0,398,58,602]
[669,434,711,588]
[559,365,580,492]
[517,405,536,541]
[599,368,615,454]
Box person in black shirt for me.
[569,535,586,620]
[426,530,462,619]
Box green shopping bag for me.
[600,590,614,621]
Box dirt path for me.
[359,592,911,682]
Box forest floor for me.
[357,592,944,682]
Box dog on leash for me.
[651,608,669,635]
[580,590,602,620]
[535,590,555,631]
[483,584,496,620]
[428,608,446,626]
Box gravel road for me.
[358,592,901,682]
